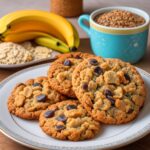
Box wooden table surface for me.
[0,0,150,150]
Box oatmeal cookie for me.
[72,57,146,124]
[8,76,66,120]
[48,52,94,98]
[39,100,100,141]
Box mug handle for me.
[78,14,90,36]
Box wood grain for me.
[0,0,150,149]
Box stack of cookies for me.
[7,52,146,141]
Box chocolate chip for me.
[67,105,77,110]
[32,83,42,87]
[107,96,115,106]
[56,114,67,122]
[36,94,46,102]
[82,83,88,90]
[55,125,65,131]
[44,110,55,118]
[64,59,72,66]
[127,108,134,114]
[89,59,98,65]
[104,89,113,97]
[94,66,103,76]
[124,73,130,81]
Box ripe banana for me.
[0,10,78,50]
[5,20,66,43]
[35,37,70,53]
[1,32,51,42]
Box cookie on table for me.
[72,57,146,124]
[47,52,94,98]
[39,100,100,141]
[8,76,66,120]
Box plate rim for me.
[0,63,150,150]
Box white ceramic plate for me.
[0,64,150,150]
[0,51,60,69]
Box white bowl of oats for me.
[0,41,60,68]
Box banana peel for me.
[0,10,75,48]
[0,10,80,53]
[35,37,70,53]
[1,32,50,42]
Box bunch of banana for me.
[0,10,80,53]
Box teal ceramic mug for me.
[78,7,150,63]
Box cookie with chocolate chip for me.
[39,100,100,141]
[7,76,66,120]
[72,57,146,124]
[47,52,94,98]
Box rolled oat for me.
[0,42,33,64]
[33,46,52,60]
[0,41,53,65]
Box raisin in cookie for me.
[39,100,100,141]
[47,52,94,98]
[8,76,66,120]
[72,57,146,124]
